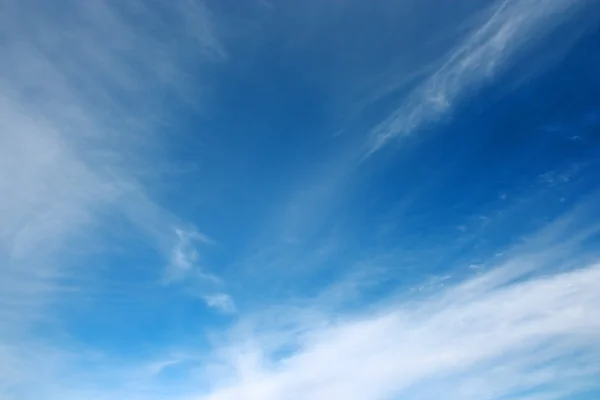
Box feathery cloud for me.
[203,293,237,314]
[197,265,600,400]
[0,0,227,336]
[366,0,589,155]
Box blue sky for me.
[1,0,600,399]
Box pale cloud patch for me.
[164,229,234,313]
[367,0,593,155]
[165,228,215,283]
[195,264,600,400]
[1,209,600,400]
[203,294,237,314]
[187,203,600,400]
[0,0,227,350]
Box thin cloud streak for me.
[198,265,600,400]
[1,1,598,399]
[192,203,600,400]
[165,228,216,284]
[1,206,599,400]
[203,293,237,314]
[366,0,588,155]
[0,0,227,336]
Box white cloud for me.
[165,228,215,283]
[186,203,600,399]
[0,3,235,395]
[1,208,599,400]
[0,93,116,334]
[0,0,227,342]
[367,0,589,155]
[196,264,600,400]
[1,2,598,400]
[203,293,237,314]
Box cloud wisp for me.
[35,208,599,400]
[197,264,600,400]
[2,190,599,400]
[183,199,600,400]
[366,0,590,155]
[203,293,237,314]
[1,1,599,400]
[0,0,227,337]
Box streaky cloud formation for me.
[0,0,226,332]
[1,0,600,399]
[203,293,237,314]
[201,267,600,400]
[366,0,593,155]
[194,206,600,400]
[3,208,599,400]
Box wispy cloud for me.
[179,199,600,399]
[1,1,598,399]
[203,293,237,314]
[0,2,232,394]
[366,0,590,155]
[0,0,227,337]
[165,228,215,283]
[1,203,599,399]
[198,266,600,399]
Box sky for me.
[1,0,600,399]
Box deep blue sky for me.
[1,0,600,399]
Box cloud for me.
[0,2,232,394]
[0,0,227,336]
[1,2,598,400]
[164,228,232,312]
[165,228,215,283]
[185,201,600,399]
[203,294,237,314]
[1,205,599,400]
[366,0,589,155]
[196,264,600,400]
[0,94,116,334]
